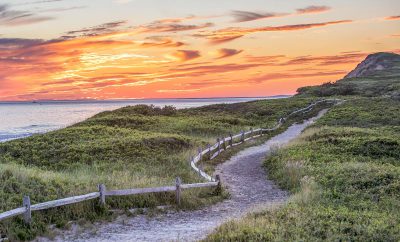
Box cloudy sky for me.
[0,0,399,101]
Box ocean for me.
[0,97,288,142]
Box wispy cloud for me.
[231,11,288,22]
[230,5,331,23]
[384,15,400,20]
[141,21,214,33]
[296,6,331,14]
[139,36,185,48]
[14,0,64,5]
[194,20,352,44]
[283,53,367,66]
[65,20,128,37]
[250,70,347,83]
[0,4,54,26]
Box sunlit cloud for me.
[0,4,54,26]
[166,50,201,62]
[230,5,331,23]
[0,0,397,101]
[139,36,186,48]
[296,6,331,14]
[214,48,243,58]
[194,20,352,44]
[283,53,367,66]
[384,15,400,20]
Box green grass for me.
[205,97,400,241]
[0,96,326,240]
[206,53,400,242]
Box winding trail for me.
[51,109,328,242]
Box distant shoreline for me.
[0,95,292,105]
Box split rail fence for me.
[0,99,340,225]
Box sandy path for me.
[49,109,327,242]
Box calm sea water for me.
[0,97,288,142]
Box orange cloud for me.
[215,48,243,58]
[283,53,367,66]
[139,37,185,48]
[166,50,201,62]
[385,15,400,20]
[195,20,352,44]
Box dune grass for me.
[0,96,327,240]
[205,97,400,241]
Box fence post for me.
[23,195,31,225]
[229,133,233,147]
[217,138,220,154]
[250,128,253,138]
[175,177,181,206]
[241,130,245,143]
[222,137,227,150]
[207,144,211,160]
[99,184,106,206]
[198,164,203,177]
[198,147,203,161]
[215,175,222,195]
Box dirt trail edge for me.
[47,109,328,242]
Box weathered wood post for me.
[217,138,221,154]
[229,133,233,147]
[215,175,222,195]
[198,164,203,177]
[241,130,245,143]
[207,144,211,160]
[175,177,182,206]
[250,128,254,138]
[198,147,203,161]
[99,184,106,206]
[23,195,31,225]
[222,137,227,150]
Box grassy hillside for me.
[0,97,326,240]
[206,53,400,241]
[206,98,400,241]
[298,52,400,98]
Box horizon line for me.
[0,94,293,103]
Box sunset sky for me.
[0,0,399,101]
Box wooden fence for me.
[190,99,341,181]
[0,99,340,225]
[0,177,221,225]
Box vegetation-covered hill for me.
[206,52,400,241]
[0,97,325,240]
[298,52,400,98]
